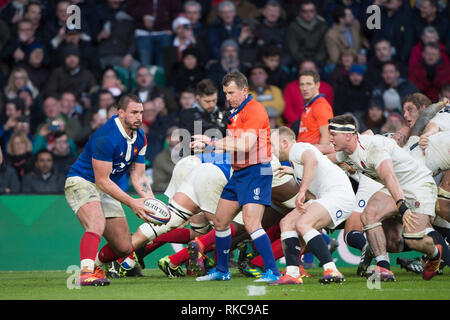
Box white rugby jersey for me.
[404,132,450,176]
[335,134,432,186]
[429,106,450,132]
[289,142,352,197]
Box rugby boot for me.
[195,268,231,281]
[79,266,110,286]
[187,239,206,276]
[158,256,185,278]
[268,274,303,285]
[397,257,423,274]
[357,243,374,277]
[422,245,442,281]
[319,269,345,284]
[366,265,396,282]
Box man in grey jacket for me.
[286,0,329,65]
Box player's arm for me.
[318,125,330,145]
[313,143,334,155]
[326,152,338,164]
[410,100,446,137]
[191,132,258,153]
[92,159,151,221]
[130,162,155,199]
[294,149,318,211]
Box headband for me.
[328,123,356,133]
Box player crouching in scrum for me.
[268,127,355,285]
[327,114,450,281]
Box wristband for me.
[396,199,409,217]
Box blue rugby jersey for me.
[68,115,147,191]
[195,152,232,180]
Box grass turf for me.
[0,267,449,300]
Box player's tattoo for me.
[141,182,149,193]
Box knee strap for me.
[362,222,382,232]
[403,230,425,240]
[190,221,213,235]
[438,187,450,201]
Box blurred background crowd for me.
[0,0,449,194]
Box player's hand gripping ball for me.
[143,198,171,225]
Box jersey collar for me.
[114,116,137,144]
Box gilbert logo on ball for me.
[143,199,171,225]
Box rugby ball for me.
[143,198,171,225]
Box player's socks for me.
[303,229,333,267]
[433,225,450,243]
[345,230,367,251]
[281,231,301,276]
[250,238,283,268]
[425,228,450,266]
[251,228,281,276]
[144,228,192,256]
[215,227,232,273]
[266,225,281,242]
[98,243,125,264]
[375,254,391,270]
[80,231,101,271]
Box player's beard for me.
[124,117,141,132]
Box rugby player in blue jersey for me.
[65,94,155,286]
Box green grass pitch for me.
[1,267,449,300]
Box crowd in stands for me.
[0,0,449,194]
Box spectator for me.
[162,16,207,85]
[365,38,408,87]
[16,43,49,91]
[95,66,127,100]
[293,70,333,145]
[152,126,181,193]
[141,100,171,165]
[329,48,358,90]
[178,78,227,137]
[356,101,386,134]
[42,0,91,51]
[409,26,449,71]
[52,131,77,176]
[16,85,43,134]
[33,96,77,155]
[325,6,368,65]
[43,44,98,100]
[4,67,39,100]
[53,26,99,78]
[440,84,450,100]
[261,44,290,90]
[205,39,247,107]
[126,0,182,66]
[267,106,281,129]
[23,1,44,41]
[371,0,415,62]
[170,87,196,125]
[0,0,27,28]
[5,131,34,181]
[255,0,290,67]
[94,0,140,72]
[283,59,334,127]
[60,91,84,145]
[132,65,179,113]
[0,145,20,194]
[0,97,25,151]
[408,42,450,102]
[372,61,419,114]
[1,18,44,66]
[237,18,261,68]
[413,0,448,45]
[248,63,285,125]
[92,89,116,114]
[21,149,65,194]
[286,0,328,65]
[380,112,405,134]
[333,64,372,117]
[171,47,205,95]
[208,1,243,60]
[207,0,258,24]
[71,109,108,149]
[183,1,208,50]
